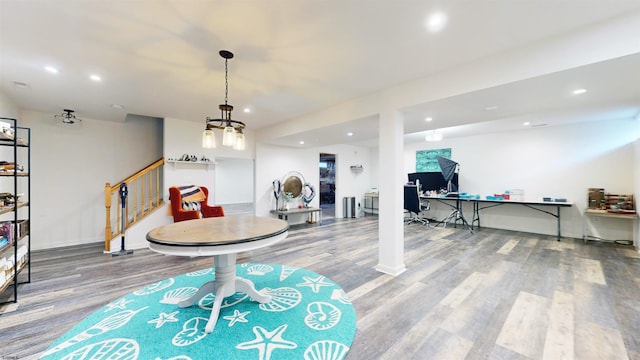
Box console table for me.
[583,209,638,245]
[271,207,322,225]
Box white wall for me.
[214,158,253,205]
[404,118,638,240]
[0,92,20,120]
[18,110,162,250]
[255,142,372,223]
[163,118,218,198]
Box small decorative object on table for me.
[281,192,293,211]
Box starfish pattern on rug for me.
[147,310,180,329]
[236,324,297,360]
[297,275,334,293]
[104,298,134,312]
[42,264,356,360]
[223,309,250,327]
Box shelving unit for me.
[166,159,215,168]
[0,118,31,304]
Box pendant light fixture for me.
[202,50,246,150]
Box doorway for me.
[319,153,336,218]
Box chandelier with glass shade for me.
[202,50,246,150]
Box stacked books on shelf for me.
[0,220,28,288]
[0,244,27,288]
[0,219,28,248]
[0,221,10,251]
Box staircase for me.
[104,158,164,252]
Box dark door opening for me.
[319,153,336,218]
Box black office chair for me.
[404,185,429,225]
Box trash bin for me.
[343,196,356,218]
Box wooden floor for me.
[1,217,639,359]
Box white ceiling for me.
[1,1,640,147]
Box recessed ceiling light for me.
[299,141,305,145]
[572,88,587,95]
[243,108,251,113]
[425,117,433,122]
[523,122,530,126]
[90,74,102,81]
[485,105,499,111]
[347,132,353,137]
[44,66,59,74]
[425,12,447,33]
[110,104,126,109]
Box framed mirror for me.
[281,171,305,199]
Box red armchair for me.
[169,186,224,222]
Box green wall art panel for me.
[416,148,451,172]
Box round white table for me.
[146,215,289,333]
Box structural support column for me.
[375,109,406,275]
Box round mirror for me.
[281,171,305,199]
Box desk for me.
[423,196,573,240]
[271,207,322,224]
[146,216,289,333]
[583,209,638,245]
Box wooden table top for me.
[146,216,289,247]
[585,209,638,219]
[422,195,574,206]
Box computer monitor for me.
[408,172,458,192]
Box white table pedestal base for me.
[177,253,272,333]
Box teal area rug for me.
[41,263,356,360]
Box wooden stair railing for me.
[104,158,165,252]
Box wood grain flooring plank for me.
[616,247,640,259]
[438,260,516,341]
[495,291,551,359]
[574,257,607,285]
[497,238,520,255]
[346,273,394,301]
[376,304,453,359]
[574,321,629,360]
[352,281,434,359]
[398,257,448,287]
[439,271,486,308]
[415,327,474,360]
[573,281,620,334]
[542,290,574,360]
